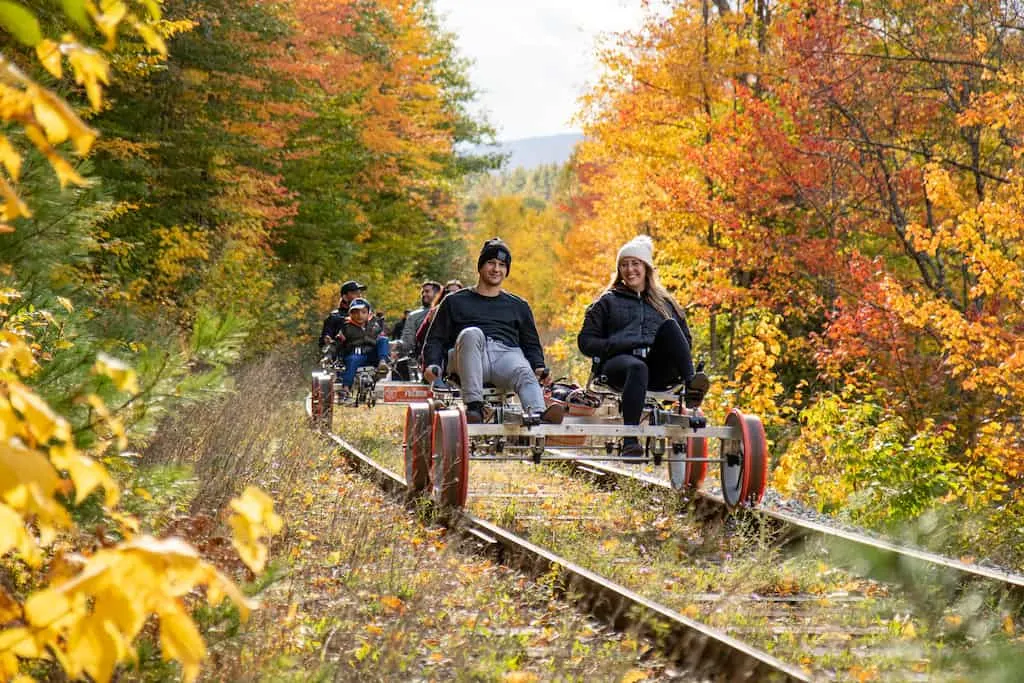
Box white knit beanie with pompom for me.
[616,235,655,268]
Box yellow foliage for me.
[0,302,280,681]
[502,672,539,683]
[727,313,785,423]
[229,486,283,573]
[151,225,210,293]
[20,536,254,682]
[0,330,37,375]
[92,352,139,393]
[0,0,175,231]
[0,135,21,180]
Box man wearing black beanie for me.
[422,237,564,425]
[477,237,512,274]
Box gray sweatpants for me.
[447,327,546,412]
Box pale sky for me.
[433,0,653,141]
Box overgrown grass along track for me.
[328,405,1024,681]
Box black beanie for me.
[477,237,512,274]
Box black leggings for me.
[602,319,695,425]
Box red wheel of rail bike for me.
[403,402,434,494]
[317,373,334,427]
[668,408,708,491]
[741,413,768,505]
[685,408,709,488]
[720,408,768,509]
[431,407,469,508]
[309,372,323,426]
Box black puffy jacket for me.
[319,307,347,346]
[577,286,692,363]
[338,317,383,356]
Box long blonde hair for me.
[605,262,683,321]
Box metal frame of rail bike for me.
[308,366,769,512]
[402,398,768,513]
[311,341,427,408]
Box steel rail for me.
[569,459,1024,598]
[319,429,810,682]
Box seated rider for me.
[422,238,565,425]
[394,281,440,381]
[400,280,442,358]
[336,298,390,397]
[415,279,464,361]
[577,235,709,458]
[319,280,367,350]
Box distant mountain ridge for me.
[471,133,583,170]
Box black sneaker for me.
[465,401,485,424]
[621,437,644,459]
[684,372,710,409]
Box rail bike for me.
[312,340,430,411]
[310,362,770,513]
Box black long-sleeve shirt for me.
[422,289,545,370]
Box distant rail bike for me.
[310,365,769,513]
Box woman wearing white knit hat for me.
[577,235,709,458]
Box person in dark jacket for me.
[390,310,409,342]
[578,235,709,457]
[415,279,464,357]
[422,239,564,425]
[319,280,367,347]
[336,298,390,394]
[400,281,442,353]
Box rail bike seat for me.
[441,373,516,404]
[585,358,708,429]
[586,357,709,407]
[585,368,685,407]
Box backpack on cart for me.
[544,380,603,447]
[545,380,602,416]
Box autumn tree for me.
[565,0,1024,544]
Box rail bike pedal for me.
[521,412,541,427]
[646,437,666,466]
[529,436,545,463]
[661,410,707,430]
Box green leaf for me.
[0,1,41,46]
[60,0,89,30]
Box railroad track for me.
[310,398,1024,678]
[317,427,810,682]
[564,458,1024,603]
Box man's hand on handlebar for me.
[534,367,552,386]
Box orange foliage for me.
[561,0,1024,478]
